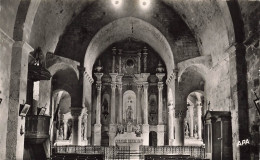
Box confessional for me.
[204,111,233,160]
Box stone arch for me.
[84,17,175,77]
[39,62,79,115]
[13,0,41,42]
[177,56,212,82]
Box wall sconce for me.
[0,98,2,105]
[254,99,260,115]
[20,125,24,136]
[252,90,260,115]
[38,107,46,115]
[19,104,30,119]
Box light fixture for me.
[252,90,260,115]
[111,0,122,8]
[20,125,24,136]
[0,98,2,105]
[139,0,151,9]
[19,104,30,118]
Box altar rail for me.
[52,145,130,159]
[139,145,206,159]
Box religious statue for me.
[126,105,133,121]
[194,124,198,138]
[127,121,133,133]
[117,124,124,134]
[81,123,85,140]
[184,120,189,137]
[134,124,142,137]
[58,127,64,140]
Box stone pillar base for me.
[169,139,174,146]
[157,125,165,146]
[142,124,149,146]
[94,124,102,146]
[109,124,117,146]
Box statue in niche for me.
[67,119,72,140]
[81,123,85,140]
[126,96,133,122]
[184,120,190,137]
[58,126,64,140]
[134,124,142,137]
[126,106,133,121]
[127,121,133,133]
[194,124,198,138]
[117,124,124,134]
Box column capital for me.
[94,73,103,82]
[111,83,117,89]
[71,108,83,117]
[141,73,150,81]
[96,83,102,91]
[143,82,149,89]
[112,47,117,55]
[118,49,122,55]
[117,83,123,90]
[116,74,124,82]
[143,47,148,55]
[158,82,164,90]
[156,73,166,82]
[136,83,143,90]
[109,73,118,82]
[137,51,142,57]
[174,109,186,119]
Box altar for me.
[114,131,143,159]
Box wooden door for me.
[212,121,222,160]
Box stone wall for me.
[0,28,13,160]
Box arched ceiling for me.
[30,0,199,66]
[2,0,256,74]
[84,17,174,76]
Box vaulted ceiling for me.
[1,0,258,72]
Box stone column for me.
[109,73,117,146]
[136,83,143,124]
[112,47,116,73]
[117,75,123,124]
[7,42,33,159]
[173,109,185,146]
[82,113,88,141]
[143,47,148,73]
[137,51,142,73]
[166,70,178,146]
[143,82,149,125]
[110,73,118,124]
[227,44,250,159]
[71,108,83,145]
[197,102,202,140]
[63,119,68,140]
[156,73,165,125]
[118,49,122,73]
[142,79,150,146]
[94,73,103,145]
[189,104,194,137]
[168,103,174,145]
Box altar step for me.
[144,155,209,160]
[51,153,104,160]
